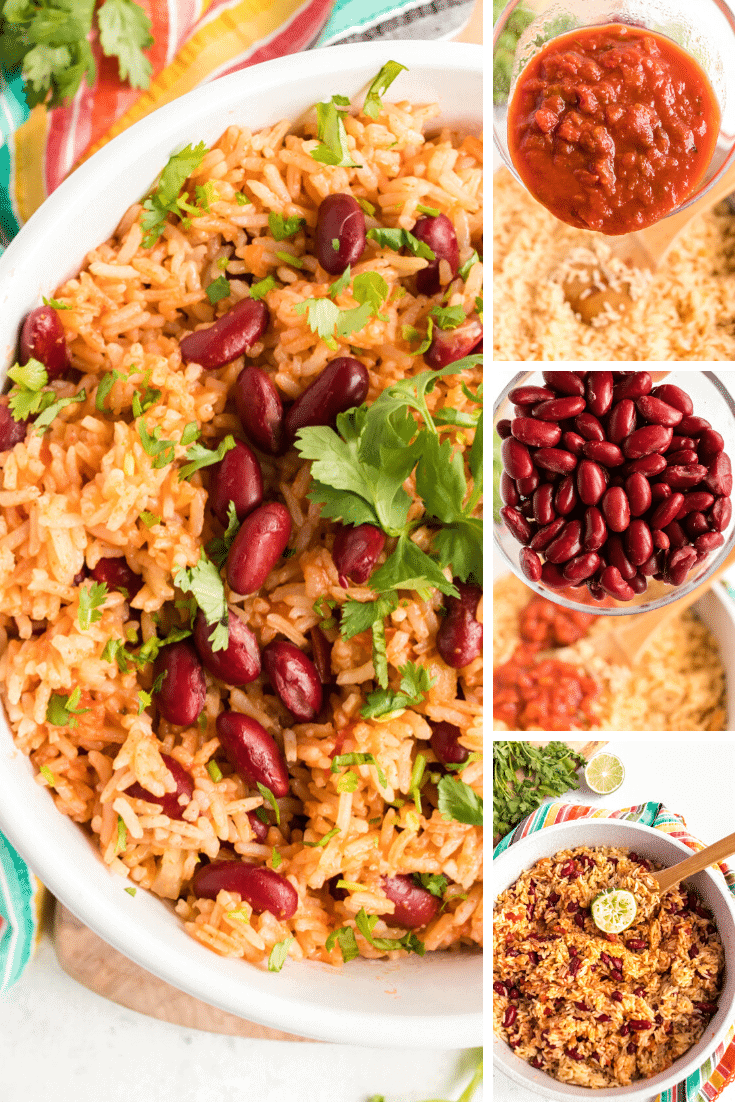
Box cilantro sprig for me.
[174,551,228,651]
[493,741,585,839]
[101,625,192,674]
[7,358,86,431]
[310,95,361,168]
[140,143,208,248]
[363,60,407,119]
[78,581,108,630]
[361,662,436,721]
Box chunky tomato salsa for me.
[507,23,721,234]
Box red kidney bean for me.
[234,365,285,455]
[208,438,263,526]
[554,475,578,515]
[152,641,206,726]
[586,371,613,417]
[562,431,585,456]
[193,607,261,685]
[545,519,582,564]
[285,357,369,438]
[542,370,585,396]
[20,305,70,379]
[511,417,561,448]
[667,545,697,585]
[216,711,289,797]
[577,459,607,506]
[227,502,292,594]
[668,436,697,452]
[180,299,269,369]
[562,551,600,583]
[262,640,322,722]
[508,385,554,405]
[532,396,586,421]
[599,565,635,601]
[500,506,533,545]
[704,452,733,496]
[502,1005,518,1029]
[247,810,269,843]
[695,531,725,553]
[425,315,482,367]
[542,562,570,589]
[533,448,577,474]
[574,412,605,442]
[625,472,651,517]
[651,530,669,551]
[519,546,543,582]
[662,464,708,490]
[91,557,142,598]
[411,213,459,295]
[625,520,653,567]
[686,512,710,539]
[582,440,624,466]
[601,486,630,532]
[193,860,297,919]
[500,472,519,507]
[629,573,647,595]
[382,873,440,928]
[436,582,482,668]
[607,399,636,444]
[316,193,366,274]
[611,991,624,1002]
[679,415,711,434]
[126,753,194,821]
[532,484,556,526]
[664,521,687,550]
[583,507,607,551]
[650,483,672,505]
[429,720,469,767]
[667,448,699,465]
[635,394,683,427]
[623,453,667,477]
[629,1020,652,1032]
[697,428,724,463]
[650,492,685,530]
[496,419,512,439]
[622,424,673,459]
[332,523,386,587]
[493,981,509,997]
[613,371,652,400]
[530,516,566,552]
[517,471,540,496]
[652,383,693,416]
[711,496,732,531]
[0,403,29,450]
[606,535,636,580]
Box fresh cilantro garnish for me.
[340,595,397,640]
[250,275,280,301]
[7,356,86,432]
[437,775,483,827]
[409,753,427,814]
[174,552,228,651]
[256,781,280,826]
[336,880,368,892]
[276,250,304,269]
[303,826,341,848]
[328,266,351,298]
[216,256,229,272]
[354,908,425,954]
[206,760,222,782]
[271,848,282,868]
[78,581,108,630]
[195,181,218,211]
[140,142,208,248]
[352,271,389,317]
[137,420,176,468]
[255,807,269,826]
[101,626,192,673]
[494,741,585,839]
[181,422,201,447]
[140,512,161,528]
[431,304,466,331]
[313,595,336,629]
[458,250,480,281]
[475,295,483,323]
[325,925,359,963]
[311,97,361,167]
[205,276,230,304]
[97,0,152,90]
[416,204,440,217]
[39,764,55,787]
[407,317,433,357]
[371,618,389,689]
[366,227,435,261]
[268,213,305,241]
[131,379,162,418]
[206,500,241,568]
[124,887,137,896]
[362,60,407,119]
[331,753,386,790]
[178,434,236,481]
[46,687,89,728]
[42,296,70,310]
[356,198,375,217]
[234,191,251,206]
[137,688,152,714]
[293,296,373,351]
[115,815,127,855]
[361,661,436,721]
[336,771,359,793]
[413,872,448,898]
[267,937,294,972]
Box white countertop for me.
[493,739,735,1102]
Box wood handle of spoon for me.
[634,156,735,266]
[654,830,735,893]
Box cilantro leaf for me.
[328,266,351,298]
[335,301,373,340]
[360,661,436,721]
[46,686,89,729]
[325,924,359,963]
[139,511,161,528]
[271,848,282,868]
[311,99,360,167]
[431,304,466,331]
[140,142,208,248]
[249,275,280,301]
[413,872,448,898]
[234,192,251,206]
[458,250,480,281]
[352,271,389,316]
[362,60,407,119]
[174,552,228,651]
[414,432,467,526]
[137,420,176,468]
[371,618,389,689]
[469,410,482,488]
[336,771,358,793]
[276,251,304,269]
[268,213,305,240]
[293,298,340,351]
[354,908,425,954]
[8,357,48,394]
[367,227,435,262]
[78,581,108,630]
[356,198,375,217]
[256,781,280,826]
[115,815,127,855]
[437,776,483,826]
[432,518,482,585]
[178,434,235,481]
[307,482,378,528]
[205,276,230,304]
[303,825,341,848]
[331,753,387,790]
[433,406,480,429]
[267,938,294,972]
[33,389,86,433]
[206,500,240,568]
[97,0,153,90]
[42,297,70,310]
[207,760,223,783]
[340,594,398,640]
[369,535,458,599]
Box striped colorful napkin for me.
[494,801,735,1102]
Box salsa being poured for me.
[507,23,721,235]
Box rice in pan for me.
[0,87,483,966]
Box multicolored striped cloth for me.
[495,801,735,1102]
[0,0,474,250]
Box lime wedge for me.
[591,889,637,934]
[585,753,625,795]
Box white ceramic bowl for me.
[493,819,735,1100]
[0,40,482,1047]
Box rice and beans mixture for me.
[494,846,724,1087]
[0,73,483,967]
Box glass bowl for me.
[493,0,735,224]
[493,370,735,615]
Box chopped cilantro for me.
[475,295,483,323]
[115,815,127,855]
[206,761,222,782]
[42,297,70,310]
[46,687,89,729]
[137,420,176,469]
[354,907,425,955]
[458,250,480,281]
[336,880,368,892]
[331,237,339,251]
[431,304,466,331]
[267,937,294,972]
[413,872,448,898]
[216,256,229,271]
[206,500,240,569]
[371,618,389,689]
[416,204,440,217]
[366,226,435,261]
[325,924,359,963]
[174,552,228,651]
[140,142,208,248]
[256,781,280,826]
[352,271,389,317]
[268,213,305,240]
[437,775,483,826]
[409,753,427,814]
[206,275,230,304]
[178,434,236,481]
[303,826,341,848]
[78,581,108,630]
[362,60,407,119]
[311,98,361,168]
[313,595,336,629]
[340,595,398,641]
[271,848,282,868]
[31,389,86,434]
[39,764,55,787]
[276,251,304,268]
[331,753,386,790]
[124,887,137,896]
[361,662,436,721]
[336,771,359,793]
[234,192,251,206]
[137,688,152,714]
[131,380,161,418]
[328,266,351,298]
[140,511,161,528]
[249,275,280,301]
[356,198,375,217]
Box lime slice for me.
[585,753,625,795]
[591,889,638,934]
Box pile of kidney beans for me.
[498,371,733,602]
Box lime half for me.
[585,753,625,795]
[591,889,637,934]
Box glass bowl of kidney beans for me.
[494,370,735,615]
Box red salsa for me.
[507,23,721,234]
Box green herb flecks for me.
[493,741,586,839]
[140,142,208,248]
[458,250,480,281]
[256,782,280,826]
[310,95,361,168]
[431,304,466,331]
[303,826,341,848]
[361,662,436,721]
[413,872,448,898]
[331,753,387,790]
[206,500,241,569]
[178,434,235,481]
[437,776,483,827]
[174,551,228,651]
[325,924,359,963]
[267,937,294,972]
[249,275,280,301]
[362,60,407,119]
[366,226,435,261]
[268,212,305,240]
[205,275,230,304]
[39,764,56,787]
[206,760,223,783]
[78,581,108,630]
[355,907,425,955]
[115,815,127,855]
[416,203,440,217]
[46,686,89,729]
[42,296,70,310]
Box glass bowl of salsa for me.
[493,0,735,235]
[493,370,735,616]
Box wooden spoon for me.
[563,157,735,324]
[589,546,735,667]
[653,829,735,894]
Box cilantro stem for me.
[463,479,482,518]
